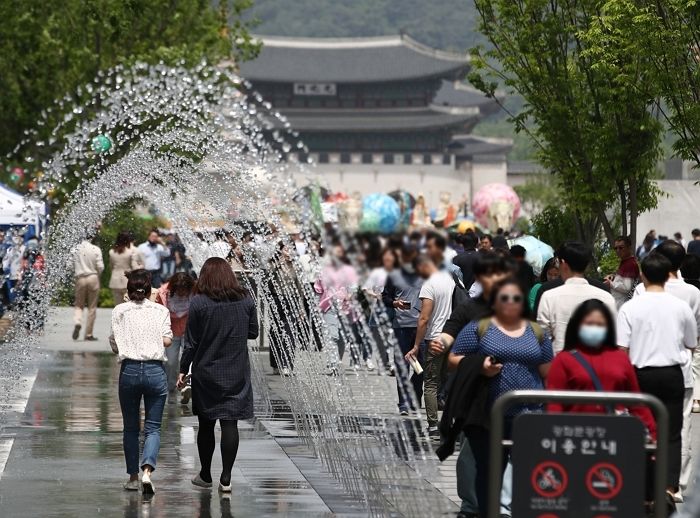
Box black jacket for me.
[452,249,479,289]
[441,296,491,338]
[436,354,489,461]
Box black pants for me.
[394,327,423,411]
[466,418,514,517]
[636,365,684,489]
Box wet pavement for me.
[3,307,695,516]
[0,309,370,517]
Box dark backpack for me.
[451,271,469,310]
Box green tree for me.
[469,0,663,248]
[0,0,258,159]
[530,205,578,250]
[588,0,700,167]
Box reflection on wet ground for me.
[0,307,463,516]
[0,350,364,517]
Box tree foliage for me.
[531,205,579,251]
[586,0,700,167]
[0,0,258,158]
[469,0,664,248]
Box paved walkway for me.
[2,307,696,516]
[0,309,370,517]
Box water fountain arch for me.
[3,62,454,517]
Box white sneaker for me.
[365,359,376,371]
[218,481,232,493]
[673,491,684,503]
[123,479,139,491]
[693,401,700,413]
[142,471,155,495]
[281,367,291,377]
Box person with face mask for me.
[545,299,656,435]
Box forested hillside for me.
[248,0,482,51]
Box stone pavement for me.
[0,308,371,517]
[1,307,697,516]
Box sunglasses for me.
[498,293,523,304]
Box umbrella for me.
[508,235,554,276]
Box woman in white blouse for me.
[110,269,173,494]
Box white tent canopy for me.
[0,184,46,229]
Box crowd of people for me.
[343,228,699,516]
[82,222,700,517]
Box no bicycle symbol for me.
[531,461,568,498]
[586,462,623,500]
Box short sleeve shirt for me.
[418,270,454,340]
[617,291,697,369]
[453,320,554,414]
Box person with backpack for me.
[405,254,455,440]
[451,278,553,517]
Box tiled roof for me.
[240,34,469,83]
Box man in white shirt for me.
[537,241,616,353]
[73,237,104,341]
[405,254,454,439]
[633,240,700,500]
[618,253,697,495]
[137,230,169,288]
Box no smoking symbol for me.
[586,463,623,500]
[531,461,568,498]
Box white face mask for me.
[578,325,607,348]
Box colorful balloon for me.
[9,167,24,184]
[91,134,112,153]
[472,183,521,232]
[361,193,400,234]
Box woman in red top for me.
[155,272,195,398]
[546,299,656,438]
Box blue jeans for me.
[148,270,163,289]
[119,360,168,475]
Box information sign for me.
[511,413,645,517]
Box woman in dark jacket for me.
[178,257,259,493]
